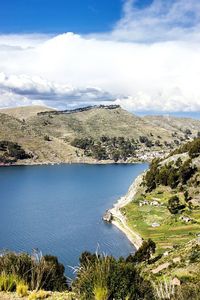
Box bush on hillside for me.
[171,138,200,158]
[71,136,136,161]
[73,250,155,300]
[0,140,31,162]
[126,239,156,264]
[188,139,200,158]
[167,195,185,214]
[0,273,19,292]
[144,156,197,191]
[0,251,68,292]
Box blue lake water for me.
[0,163,147,277]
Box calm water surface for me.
[0,163,147,276]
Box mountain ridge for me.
[0,105,200,165]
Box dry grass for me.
[1,105,200,165]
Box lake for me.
[0,163,147,277]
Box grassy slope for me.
[143,115,200,136]
[1,105,200,164]
[123,187,200,251]
[0,105,55,120]
[27,107,174,141]
[0,112,90,164]
[142,238,200,295]
[120,145,200,292]
[122,153,200,252]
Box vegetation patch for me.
[0,141,31,164]
[71,136,137,161]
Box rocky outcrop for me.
[102,210,113,222]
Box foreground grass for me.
[0,291,76,300]
[122,187,200,252]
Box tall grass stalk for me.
[74,253,111,300]
[93,286,108,300]
[154,278,175,299]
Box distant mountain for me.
[143,114,200,134]
[0,105,200,165]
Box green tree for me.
[189,139,200,158]
[167,195,185,214]
[126,239,156,263]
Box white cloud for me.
[0,90,33,109]
[0,72,114,109]
[112,0,200,42]
[0,1,200,112]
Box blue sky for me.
[0,0,153,34]
[0,0,122,33]
[0,0,200,116]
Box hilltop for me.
[0,105,200,165]
[0,105,55,120]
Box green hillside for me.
[122,138,200,252]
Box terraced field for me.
[123,184,200,252]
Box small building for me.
[171,277,181,286]
[179,216,192,223]
[151,222,160,228]
[150,200,160,206]
[139,200,149,207]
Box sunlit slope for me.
[1,105,200,164]
[0,105,55,120]
[0,112,84,164]
[27,106,174,141]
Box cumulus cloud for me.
[0,0,200,112]
[0,72,114,108]
[112,0,200,42]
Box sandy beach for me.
[109,174,144,250]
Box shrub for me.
[126,239,156,263]
[44,135,51,141]
[73,251,154,300]
[0,140,31,163]
[16,282,28,297]
[74,253,110,300]
[0,251,68,292]
[28,290,50,300]
[0,252,32,284]
[139,136,149,143]
[174,282,200,300]
[189,139,200,158]
[179,159,197,184]
[188,245,200,262]
[71,136,136,161]
[28,294,37,300]
[0,273,18,292]
[39,255,67,291]
[93,286,108,300]
[167,196,185,214]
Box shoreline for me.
[108,174,145,250]
[0,160,147,168]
